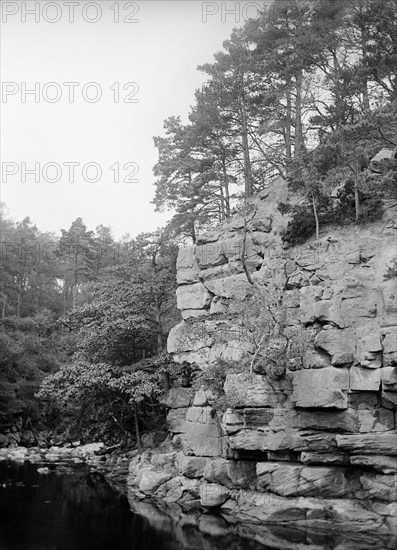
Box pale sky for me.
[0,1,264,239]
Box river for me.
[0,460,267,550]
[1,459,394,550]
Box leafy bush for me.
[331,178,357,225]
[384,257,397,280]
[381,170,397,199]
[281,177,385,247]
[192,359,246,413]
[280,204,317,246]
[359,196,384,223]
[37,360,165,445]
[332,178,384,225]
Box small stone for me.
[160,388,194,409]
[176,453,208,478]
[221,409,244,435]
[381,367,397,391]
[331,352,354,366]
[382,390,397,410]
[381,327,397,366]
[200,482,229,507]
[209,296,229,315]
[138,469,174,494]
[203,458,256,489]
[350,367,381,392]
[193,390,208,407]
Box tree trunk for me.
[354,171,360,223]
[362,80,370,114]
[163,371,170,392]
[133,402,142,449]
[2,294,7,321]
[359,10,371,113]
[157,328,163,353]
[221,152,231,217]
[26,417,39,446]
[240,78,253,198]
[154,296,164,353]
[295,69,304,158]
[333,52,344,127]
[285,87,293,169]
[311,192,320,240]
[71,283,76,311]
[16,278,23,318]
[191,223,196,245]
[63,276,68,315]
[72,254,79,310]
[219,182,226,221]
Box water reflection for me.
[0,461,394,550]
[0,461,184,550]
[127,496,395,550]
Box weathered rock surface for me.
[128,179,397,539]
[166,408,188,434]
[176,283,213,311]
[176,246,200,285]
[137,469,174,494]
[160,387,194,408]
[183,406,223,457]
[292,367,349,409]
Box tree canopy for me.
[153,0,397,243]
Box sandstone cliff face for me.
[128,179,397,544]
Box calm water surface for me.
[1,460,391,550]
[0,460,194,550]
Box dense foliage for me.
[0,207,179,443]
[153,0,397,243]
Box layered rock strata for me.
[128,179,397,543]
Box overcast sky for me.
[0,1,264,239]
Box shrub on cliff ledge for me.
[279,203,318,247]
[193,360,252,413]
[280,177,385,247]
[384,257,397,280]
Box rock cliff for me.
[128,178,397,547]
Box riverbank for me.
[0,443,138,493]
[2,442,396,550]
[125,442,397,550]
[0,443,106,466]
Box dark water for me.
[1,460,393,550]
[0,460,189,550]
